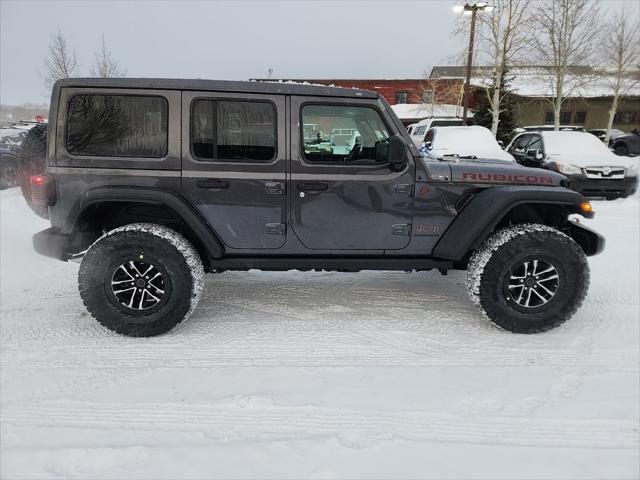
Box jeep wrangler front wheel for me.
[78,223,204,336]
[467,224,589,333]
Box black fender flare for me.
[66,186,225,258]
[431,185,594,261]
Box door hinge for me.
[392,224,411,236]
[265,223,286,236]
[394,184,413,196]
[265,182,285,195]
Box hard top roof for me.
[54,78,379,99]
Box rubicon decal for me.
[462,172,554,185]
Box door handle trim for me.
[297,182,329,192]
[197,179,229,189]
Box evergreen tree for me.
[473,71,518,145]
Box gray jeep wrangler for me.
[24,78,604,336]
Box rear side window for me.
[66,95,168,157]
[192,99,276,162]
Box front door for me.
[182,91,287,249]
[290,97,414,250]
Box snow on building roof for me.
[471,73,640,98]
[391,103,464,120]
[430,65,640,98]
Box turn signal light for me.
[580,201,593,215]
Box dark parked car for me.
[25,78,604,336]
[506,130,638,199]
[588,128,625,146]
[611,130,640,157]
[0,143,19,188]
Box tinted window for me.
[192,99,276,161]
[301,104,391,165]
[510,134,530,152]
[66,95,168,157]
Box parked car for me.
[0,144,18,188]
[506,130,638,199]
[588,128,625,146]
[611,130,640,157]
[409,117,465,146]
[27,77,604,336]
[0,127,28,188]
[419,126,516,163]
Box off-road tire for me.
[467,224,589,333]
[16,123,49,218]
[78,223,204,337]
[614,144,629,156]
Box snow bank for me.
[1,188,638,479]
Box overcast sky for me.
[0,0,635,106]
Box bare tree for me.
[419,76,465,118]
[42,30,79,89]
[90,36,126,78]
[475,0,530,136]
[599,12,640,143]
[533,0,600,130]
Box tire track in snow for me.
[2,401,637,450]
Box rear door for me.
[181,91,287,249]
[289,97,415,251]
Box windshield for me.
[541,131,611,155]
[432,127,501,151]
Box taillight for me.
[30,175,55,207]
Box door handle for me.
[197,179,229,189]
[297,182,329,192]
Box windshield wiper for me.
[437,154,478,162]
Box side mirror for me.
[387,134,408,172]
[526,148,544,162]
[498,140,504,148]
[422,141,432,150]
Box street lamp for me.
[453,2,494,123]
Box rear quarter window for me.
[66,94,168,158]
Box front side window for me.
[301,104,391,165]
[510,134,530,152]
[66,94,168,157]
[192,99,276,162]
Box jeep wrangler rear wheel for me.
[467,224,589,333]
[78,223,204,337]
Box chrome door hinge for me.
[394,184,413,196]
[392,224,411,236]
[265,182,285,195]
[265,223,286,235]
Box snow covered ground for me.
[1,187,638,479]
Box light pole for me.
[453,2,494,123]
